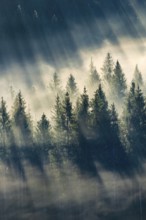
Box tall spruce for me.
[66,74,78,97]
[112,61,127,99]
[62,92,77,145]
[0,98,12,146]
[37,113,51,146]
[110,104,127,167]
[77,87,89,128]
[91,84,110,132]
[12,91,32,145]
[54,95,65,131]
[101,52,114,82]
[50,72,61,91]
[89,58,101,89]
[52,94,67,148]
[91,85,113,163]
[63,92,73,132]
[90,84,125,167]
[133,65,143,87]
[76,87,94,171]
[124,82,146,158]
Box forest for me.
[0,52,146,176]
[0,52,146,220]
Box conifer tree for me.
[112,61,127,99]
[133,65,143,87]
[66,74,78,97]
[89,59,101,90]
[76,87,89,156]
[91,85,112,162]
[110,104,127,167]
[12,91,32,146]
[90,84,125,167]
[54,95,65,131]
[101,52,114,82]
[89,58,95,75]
[50,72,61,91]
[123,82,146,158]
[62,92,77,145]
[76,87,94,170]
[91,84,109,131]
[37,113,51,146]
[63,92,73,131]
[0,98,12,146]
[77,87,89,127]
[52,95,67,148]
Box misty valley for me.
[0,53,146,219]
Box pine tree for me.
[110,104,127,167]
[91,85,111,157]
[77,87,89,127]
[133,65,143,87]
[0,98,12,146]
[112,60,127,99]
[52,95,67,149]
[101,52,114,82]
[37,113,51,145]
[91,84,109,131]
[89,59,101,90]
[123,82,146,159]
[9,86,15,100]
[76,87,90,154]
[89,58,95,76]
[12,91,32,146]
[54,95,65,131]
[63,92,73,132]
[66,74,78,97]
[76,87,94,171]
[52,92,78,161]
[110,104,119,134]
[62,92,77,145]
[90,84,123,167]
[50,72,61,91]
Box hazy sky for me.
[1,0,146,118]
[0,0,146,68]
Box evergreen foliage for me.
[102,52,114,82]
[133,65,143,87]
[112,60,127,99]
[37,113,51,145]
[0,98,12,146]
[0,53,146,173]
[124,82,146,159]
[50,72,61,92]
[12,91,32,146]
[66,74,78,97]
[89,58,101,89]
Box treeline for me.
[0,53,146,174]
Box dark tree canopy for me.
[0,53,145,174]
[124,82,146,159]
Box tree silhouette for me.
[66,74,78,98]
[102,52,114,82]
[89,58,101,90]
[37,113,51,146]
[112,60,127,99]
[12,91,32,146]
[124,82,146,160]
[0,98,12,147]
[133,65,143,87]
